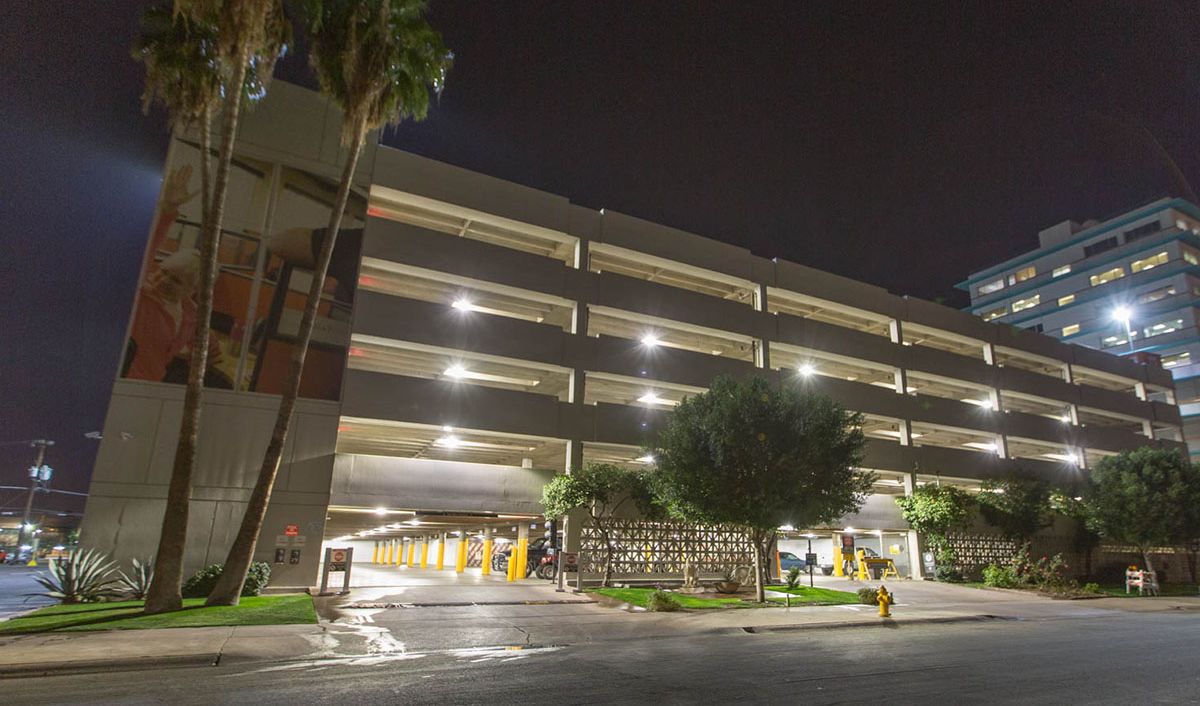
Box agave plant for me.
[33,548,121,604]
[117,558,155,600]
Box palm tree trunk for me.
[206,116,368,606]
[144,56,248,614]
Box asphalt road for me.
[0,566,52,619]
[7,611,1200,705]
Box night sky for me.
[4,1,1200,505]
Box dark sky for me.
[4,1,1200,504]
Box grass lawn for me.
[588,587,753,609]
[764,585,861,605]
[1089,583,1199,598]
[0,594,317,634]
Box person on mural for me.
[122,164,225,385]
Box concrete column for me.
[889,319,904,345]
[566,439,583,473]
[1062,363,1074,384]
[1068,403,1080,426]
[983,342,996,366]
[903,472,923,580]
[1135,381,1148,401]
[482,527,494,577]
[436,532,446,570]
[455,529,467,573]
[1142,419,1154,439]
[995,433,1009,459]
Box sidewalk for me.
[2,576,1196,677]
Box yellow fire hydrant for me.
[877,585,892,618]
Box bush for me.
[857,586,879,605]
[116,557,154,600]
[33,548,122,604]
[182,562,271,599]
[935,566,965,583]
[785,566,802,590]
[647,589,681,612]
[1082,582,1103,595]
[982,563,1021,588]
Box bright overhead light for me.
[962,398,996,410]
[636,454,656,464]
[637,392,662,405]
[779,524,796,532]
[1112,305,1133,323]
[963,441,998,452]
[437,435,462,448]
[843,527,856,534]
[451,297,474,311]
[641,333,661,347]
[1060,414,1072,424]
[374,507,388,515]
[407,519,422,526]
[444,364,468,379]
[442,425,453,432]
[798,364,815,376]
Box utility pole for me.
[16,439,54,555]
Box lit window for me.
[1131,252,1169,273]
[1183,248,1200,266]
[1011,294,1040,312]
[1162,351,1191,368]
[979,278,1005,295]
[1007,266,1036,285]
[1090,267,1125,287]
[1061,323,1080,337]
[1102,332,1135,349]
[1142,318,1184,339]
[1057,294,1075,306]
[1177,219,1189,232]
[1137,285,1176,304]
[1052,264,1072,278]
[981,306,1007,322]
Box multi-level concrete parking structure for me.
[960,199,1200,456]
[81,84,1185,587]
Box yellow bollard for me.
[482,538,493,576]
[385,540,394,565]
[420,539,429,569]
[855,549,868,581]
[437,537,446,570]
[456,536,468,573]
[833,546,845,577]
[775,550,782,581]
[506,544,517,582]
[516,537,529,580]
[372,542,379,565]
[407,540,415,568]
[877,585,892,618]
[394,540,403,567]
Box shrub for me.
[647,589,681,612]
[182,562,271,599]
[1082,582,1103,595]
[785,566,802,590]
[116,557,154,600]
[33,548,122,604]
[857,586,879,605]
[982,563,1021,588]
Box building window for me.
[1131,252,1169,273]
[1084,236,1119,257]
[1011,294,1040,312]
[1057,294,1075,306]
[1052,264,1072,278]
[1102,332,1135,349]
[1137,285,1176,305]
[1007,266,1036,285]
[1183,247,1200,266]
[1162,351,1191,368]
[1062,323,1080,337]
[979,278,1005,295]
[1123,222,1160,244]
[1026,323,1044,333]
[1142,318,1184,339]
[1090,267,1125,287]
[981,306,1007,322]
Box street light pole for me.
[16,439,53,553]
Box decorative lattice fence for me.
[579,519,755,576]
[945,532,1017,576]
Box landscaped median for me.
[0,594,317,634]
[588,585,860,611]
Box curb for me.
[341,599,595,609]
[738,614,1011,634]
[0,653,220,680]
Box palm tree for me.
[140,0,289,615]
[206,0,451,605]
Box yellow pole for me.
[506,543,517,582]
[833,545,845,577]
[394,540,404,566]
[856,549,868,581]
[455,533,467,573]
[385,540,393,565]
[436,534,446,570]
[482,538,493,576]
[372,542,379,564]
[517,537,529,580]
[407,540,415,568]
[420,538,429,569]
[775,549,783,580]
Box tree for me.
[1050,491,1101,578]
[542,464,656,587]
[1084,447,1193,574]
[1173,462,1200,583]
[977,475,1053,550]
[651,376,872,602]
[895,483,974,580]
[206,0,451,605]
[138,0,289,614]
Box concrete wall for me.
[79,380,340,588]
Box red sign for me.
[285,524,299,537]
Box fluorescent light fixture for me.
[798,364,815,376]
[963,441,998,452]
[843,527,856,534]
[407,519,422,526]
[636,454,656,464]
[452,297,474,311]
[442,425,453,432]
[641,333,661,347]
[437,435,462,448]
[1060,415,1072,424]
[962,398,996,410]
[374,507,388,515]
[1112,305,1133,323]
[442,365,540,387]
[444,364,468,379]
[637,392,663,405]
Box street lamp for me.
[1112,305,1135,352]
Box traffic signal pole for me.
[16,439,53,552]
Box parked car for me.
[778,551,808,571]
[819,546,878,575]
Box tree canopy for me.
[977,475,1053,546]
